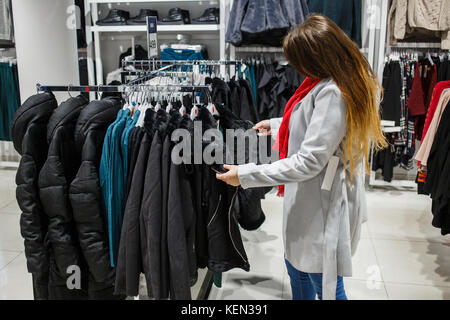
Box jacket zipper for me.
[228,187,248,263]
[207,195,222,228]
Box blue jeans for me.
[285,259,347,300]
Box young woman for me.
[216,14,387,300]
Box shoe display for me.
[126,9,159,25]
[96,9,130,26]
[159,8,190,25]
[192,8,219,24]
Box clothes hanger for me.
[179,93,187,116]
[190,94,200,120]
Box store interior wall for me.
[11,0,79,103]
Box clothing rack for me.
[36,83,210,94]
[369,43,450,189]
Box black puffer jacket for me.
[11,92,58,299]
[38,95,89,297]
[68,98,121,291]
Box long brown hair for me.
[283,14,387,178]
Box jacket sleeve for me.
[38,132,80,275]
[238,85,347,189]
[269,117,283,138]
[69,134,114,284]
[16,125,49,279]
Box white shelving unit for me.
[84,0,230,87]
[90,24,220,32]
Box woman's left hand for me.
[216,164,241,186]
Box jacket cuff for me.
[238,163,259,189]
[270,118,282,138]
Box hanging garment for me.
[123,126,145,206]
[140,110,169,299]
[68,97,122,299]
[167,114,197,300]
[388,0,450,49]
[408,0,450,50]
[226,0,308,46]
[38,95,90,299]
[438,56,450,81]
[423,99,450,235]
[415,89,450,165]
[0,62,20,141]
[100,108,134,267]
[421,80,450,147]
[381,61,403,125]
[11,92,57,300]
[215,103,269,230]
[196,107,250,273]
[372,133,396,182]
[115,109,156,296]
[307,0,362,47]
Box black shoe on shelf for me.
[159,8,190,25]
[96,9,130,26]
[192,8,219,24]
[126,9,159,25]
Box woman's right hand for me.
[253,120,272,136]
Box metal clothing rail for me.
[36,83,210,93]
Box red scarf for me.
[273,77,322,196]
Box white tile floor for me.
[0,168,449,300]
[209,188,450,300]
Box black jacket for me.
[68,98,121,297]
[167,114,197,300]
[123,126,145,204]
[11,92,58,299]
[424,100,450,235]
[216,104,268,230]
[196,107,250,273]
[115,109,155,296]
[38,95,89,298]
[140,110,169,299]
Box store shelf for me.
[89,24,220,33]
[389,42,442,49]
[89,0,215,3]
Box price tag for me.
[146,16,158,58]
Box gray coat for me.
[238,79,367,300]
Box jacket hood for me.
[47,95,88,143]
[11,92,58,155]
[74,97,121,153]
